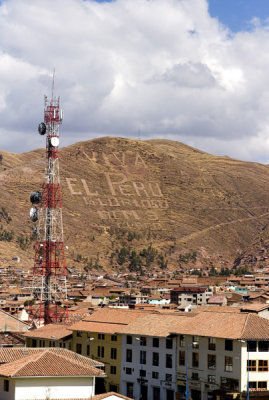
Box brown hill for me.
[1,136,269,272]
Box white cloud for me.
[0,0,269,161]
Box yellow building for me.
[70,308,144,393]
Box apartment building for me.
[70,308,145,394]
[119,310,269,400]
[170,287,213,306]
[171,310,269,400]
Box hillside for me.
[1,137,269,272]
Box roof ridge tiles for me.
[240,313,250,339]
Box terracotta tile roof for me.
[83,308,145,324]
[0,347,103,368]
[23,324,72,340]
[0,332,25,346]
[240,303,269,312]
[196,306,241,313]
[172,286,207,293]
[0,348,105,378]
[91,393,133,400]
[70,308,146,334]
[118,313,196,337]
[70,321,127,334]
[207,296,226,304]
[119,310,269,340]
[241,314,269,340]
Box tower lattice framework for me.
[31,94,68,325]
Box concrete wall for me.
[14,377,94,400]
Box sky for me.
[1,0,269,162]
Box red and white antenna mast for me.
[30,75,68,325]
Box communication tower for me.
[29,86,68,325]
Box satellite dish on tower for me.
[38,122,46,135]
[30,191,42,204]
[30,207,38,222]
[50,136,59,147]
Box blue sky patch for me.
[208,0,269,32]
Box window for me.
[152,352,159,366]
[179,350,185,366]
[225,339,233,351]
[192,352,199,368]
[166,373,172,382]
[140,350,146,364]
[111,348,117,360]
[140,336,147,346]
[98,333,105,340]
[153,387,160,400]
[76,343,82,354]
[76,330,82,337]
[110,365,116,374]
[140,369,146,377]
[247,341,256,352]
[258,360,268,372]
[208,375,216,383]
[208,354,216,370]
[98,346,104,358]
[166,354,172,368]
[221,377,239,391]
[208,337,216,351]
[247,360,256,372]
[192,372,199,381]
[111,335,117,341]
[193,336,199,349]
[179,335,185,347]
[126,382,134,398]
[127,335,132,345]
[153,337,159,347]
[109,384,118,392]
[249,382,257,390]
[126,349,132,363]
[258,341,269,352]
[166,338,173,349]
[87,332,91,338]
[258,381,267,389]
[152,371,159,379]
[225,356,233,372]
[166,389,174,400]
[86,344,90,356]
[32,339,37,347]
[126,367,132,375]
[3,380,9,392]
[141,385,148,400]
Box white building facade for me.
[120,334,177,400]
[0,376,96,400]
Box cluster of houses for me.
[2,264,269,399]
